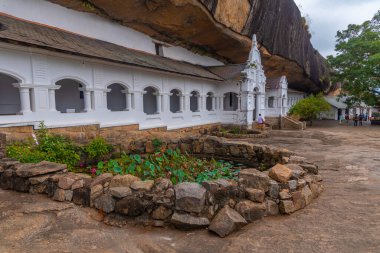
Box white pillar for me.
[197,95,201,112]
[201,95,207,111]
[179,95,184,112]
[237,94,241,111]
[212,96,216,111]
[220,96,224,111]
[156,93,162,114]
[162,93,170,113]
[48,88,57,112]
[184,94,190,112]
[13,84,32,114]
[83,90,92,112]
[126,93,132,111]
[134,91,143,113]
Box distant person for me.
[339,114,344,124]
[353,114,358,126]
[257,114,268,129]
[345,114,350,125]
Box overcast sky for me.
[293,0,380,57]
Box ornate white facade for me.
[0,0,303,131]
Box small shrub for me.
[152,138,163,151]
[7,121,80,169]
[84,137,112,161]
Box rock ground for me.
[1,121,380,252]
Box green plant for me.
[152,138,163,151]
[90,148,239,184]
[288,93,331,125]
[7,121,81,169]
[84,137,112,161]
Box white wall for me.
[0,0,223,66]
[0,44,238,130]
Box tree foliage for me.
[327,10,380,106]
[288,94,331,124]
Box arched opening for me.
[223,92,238,111]
[170,89,181,113]
[206,92,214,111]
[143,86,158,115]
[0,73,21,115]
[55,79,85,113]
[107,83,126,112]
[190,91,200,112]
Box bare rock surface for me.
[1,123,380,252]
[268,164,293,183]
[171,212,210,229]
[239,169,270,192]
[15,161,66,177]
[174,182,206,213]
[209,205,247,238]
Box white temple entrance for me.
[170,89,182,113]
[107,83,127,112]
[143,86,158,115]
[223,92,238,111]
[0,73,21,115]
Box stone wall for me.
[0,123,221,146]
[265,116,281,130]
[281,116,306,130]
[0,137,323,237]
[0,133,6,159]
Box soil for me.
[1,120,379,253]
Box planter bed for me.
[0,136,323,237]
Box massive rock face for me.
[47,0,330,92]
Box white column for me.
[162,93,170,113]
[197,95,203,112]
[13,84,32,114]
[134,91,143,113]
[220,96,224,111]
[126,93,132,111]
[48,88,57,112]
[83,90,92,112]
[237,94,242,111]
[201,95,207,111]
[212,96,216,111]
[179,95,184,112]
[156,93,162,114]
[184,94,190,112]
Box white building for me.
[0,0,300,131]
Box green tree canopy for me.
[288,94,331,124]
[327,10,380,107]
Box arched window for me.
[170,89,181,113]
[143,86,158,115]
[55,79,87,113]
[206,92,214,111]
[190,91,200,112]
[223,92,238,111]
[268,96,275,108]
[0,73,21,115]
[107,83,126,112]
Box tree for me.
[327,10,380,107]
[288,94,331,125]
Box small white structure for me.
[0,0,303,131]
[265,76,288,117]
[320,96,347,120]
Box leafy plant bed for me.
[73,149,246,184]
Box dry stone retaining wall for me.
[0,137,323,237]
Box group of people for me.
[342,114,370,126]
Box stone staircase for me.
[281,116,306,130]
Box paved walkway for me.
[1,121,379,253]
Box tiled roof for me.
[0,14,223,81]
[266,77,283,89]
[207,64,246,81]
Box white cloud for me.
[293,0,380,57]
